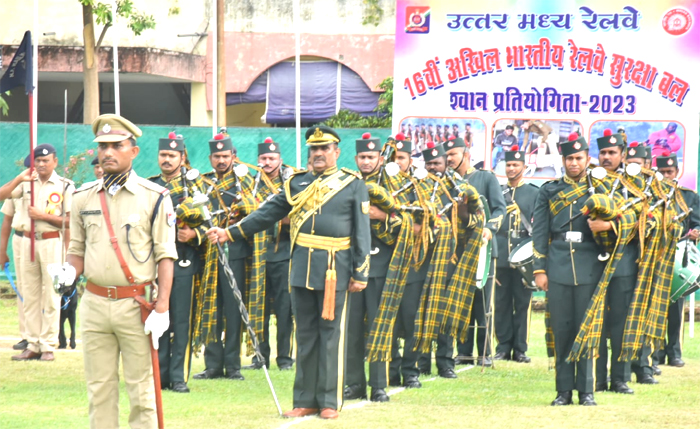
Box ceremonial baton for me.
[191,187,283,416]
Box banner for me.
[0,31,33,95]
[393,1,699,188]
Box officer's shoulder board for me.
[60,176,75,187]
[540,179,558,190]
[679,186,695,193]
[146,174,161,182]
[137,176,170,196]
[524,182,540,190]
[74,180,101,194]
[341,167,362,179]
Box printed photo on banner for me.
[398,117,486,166]
[491,119,583,178]
[589,121,685,170]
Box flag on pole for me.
[0,31,34,95]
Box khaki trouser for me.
[20,235,62,353]
[12,234,27,340]
[80,290,156,429]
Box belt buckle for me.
[565,231,582,243]
[105,286,118,300]
[34,232,42,240]
[511,230,521,239]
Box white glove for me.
[47,262,76,288]
[144,310,170,350]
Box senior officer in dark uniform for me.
[207,126,371,420]
[344,133,393,403]
[445,136,506,367]
[493,146,538,363]
[148,132,205,393]
[532,133,604,406]
[66,114,177,428]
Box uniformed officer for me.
[65,114,176,428]
[493,146,538,363]
[148,132,204,393]
[654,151,700,369]
[344,132,393,403]
[207,126,371,420]
[532,133,603,406]
[1,197,28,351]
[445,136,506,367]
[6,144,75,362]
[91,157,104,180]
[245,137,295,371]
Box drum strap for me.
[503,186,532,234]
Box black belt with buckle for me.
[551,232,594,243]
[510,230,530,238]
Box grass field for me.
[0,297,699,429]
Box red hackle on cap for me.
[395,133,405,141]
[662,150,671,157]
[168,131,177,139]
[629,141,639,148]
[264,137,273,143]
[568,132,579,142]
[448,135,456,141]
[426,141,435,148]
[604,129,612,137]
[362,132,371,139]
[214,133,225,140]
[511,145,519,151]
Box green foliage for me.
[323,77,393,128]
[79,0,156,36]
[0,93,9,116]
[14,148,95,187]
[362,0,384,26]
[376,76,393,116]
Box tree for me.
[323,77,393,128]
[79,0,155,124]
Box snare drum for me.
[508,238,537,290]
[671,239,700,303]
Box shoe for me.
[551,391,573,406]
[279,364,293,371]
[12,339,28,351]
[282,408,319,418]
[193,369,224,380]
[388,376,401,387]
[225,370,245,380]
[667,358,685,367]
[455,355,473,365]
[595,382,608,392]
[476,357,492,367]
[578,392,597,406]
[242,361,264,370]
[319,408,339,419]
[58,343,67,350]
[512,352,531,363]
[402,376,422,389]
[70,339,76,349]
[11,349,41,361]
[370,388,390,402]
[343,384,367,400]
[610,381,634,394]
[652,365,662,376]
[171,382,190,393]
[493,351,510,361]
[438,368,458,379]
[636,374,658,384]
[40,352,55,362]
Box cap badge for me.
[396,142,403,149]
[447,141,454,147]
[514,152,521,159]
[216,142,224,150]
[102,123,111,133]
[431,149,438,156]
[313,128,324,139]
[609,136,617,144]
[169,141,178,149]
[42,149,48,155]
[367,142,376,150]
[573,142,581,150]
[629,149,636,156]
[669,159,674,165]
[269,144,276,151]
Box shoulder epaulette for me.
[74,180,101,194]
[679,186,695,192]
[137,176,170,195]
[525,182,540,190]
[541,179,558,188]
[59,176,75,186]
[341,167,362,179]
[146,174,161,182]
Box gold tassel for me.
[322,268,337,320]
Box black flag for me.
[0,31,34,95]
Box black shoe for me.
[476,357,492,367]
[402,375,422,388]
[343,384,367,400]
[652,365,662,376]
[225,370,245,380]
[70,339,76,349]
[388,376,401,387]
[667,358,685,367]
[610,381,634,394]
[578,392,597,406]
[242,361,264,370]
[551,391,573,406]
[438,368,458,379]
[171,382,190,393]
[58,343,67,350]
[370,388,390,402]
[493,351,510,361]
[595,382,608,392]
[455,355,473,365]
[279,364,293,371]
[12,339,28,351]
[636,374,658,384]
[512,352,531,363]
[192,369,224,380]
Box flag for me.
[0,31,34,95]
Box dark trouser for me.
[291,287,349,410]
[633,343,655,377]
[654,297,684,364]
[346,277,389,390]
[457,280,494,358]
[158,273,195,385]
[389,280,423,381]
[256,259,294,368]
[203,258,247,374]
[494,267,533,356]
[547,281,596,393]
[596,275,636,384]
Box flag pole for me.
[30,0,39,261]
[211,0,217,137]
[112,1,120,115]
[294,0,301,168]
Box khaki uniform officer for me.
[1,198,28,350]
[66,114,177,429]
[8,144,74,362]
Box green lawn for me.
[0,297,698,429]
